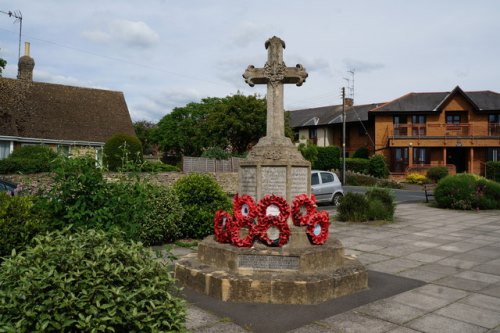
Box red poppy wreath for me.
[232,194,257,220]
[228,216,256,247]
[257,194,290,221]
[306,211,330,245]
[258,215,290,247]
[291,193,317,226]
[213,210,232,243]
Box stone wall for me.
[2,172,239,195]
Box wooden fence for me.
[182,156,243,173]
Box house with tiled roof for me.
[372,86,500,175]
[288,99,381,156]
[0,43,135,160]
[288,86,500,176]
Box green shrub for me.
[434,174,500,210]
[174,173,232,239]
[344,158,369,174]
[201,146,231,159]
[485,161,500,182]
[426,166,449,183]
[366,187,395,220]
[139,184,184,245]
[0,145,58,174]
[336,192,368,222]
[298,142,318,165]
[0,193,46,261]
[340,170,402,189]
[352,147,370,159]
[141,160,179,172]
[0,228,186,332]
[313,146,341,170]
[103,133,143,171]
[368,154,389,178]
[406,172,428,185]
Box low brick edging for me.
[1,172,239,195]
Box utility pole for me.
[342,87,346,185]
[0,9,23,60]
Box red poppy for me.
[213,210,232,243]
[306,211,330,245]
[228,216,256,247]
[232,194,258,220]
[257,194,290,221]
[291,193,317,226]
[258,215,290,247]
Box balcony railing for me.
[390,123,500,138]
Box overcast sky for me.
[1,1,499,122]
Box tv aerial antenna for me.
[0,9,23,60]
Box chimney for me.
[345,98,354,107]
[17,42,35,81]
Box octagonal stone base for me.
[175,237,368,304]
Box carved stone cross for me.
[243,36,308,138]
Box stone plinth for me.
[239,136,310,204]
[175,236,368,304]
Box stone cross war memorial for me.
[175,36,367,304]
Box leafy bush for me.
[0,228,186,332]
[298,142,318,165]
[406,172,428,185]
[0,145,58,174]
[366,187,395,220]
[426,166,449,183]
[0,193,46,261]
[344,158,369,174]
[434,174,500,210]
[338,170,402,189]
[313,146,340,170]
[103,133,143,171]
[201,146,231,159]
[368,154,389,178]
[138,184,184,245]
[485,161,500,182]
[141,160,179,172]
[174,173,232,239]
[336,192,369,222]
[352,147,370,159]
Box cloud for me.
[342,58,385,73]
[34,69,108,89]
[82,19,160,48]
[230,21,275,48]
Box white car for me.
[311,170,344,205]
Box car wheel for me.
[332,193,343,206]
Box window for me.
[412,115,426,136]
[311,172,320,186]
[392,147,408,172]
[487,148,499,162]
[0,142,11,160]
[308,128,317,139]
[320,172,334,184]
[393,115,408,136]
[489,114,500,136]
[446,114,461,124]
[293,130,300,142]
[413,148,429,165]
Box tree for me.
[154,93,271,158]
[133,120,158,155]
[0,56,6,77]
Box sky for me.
[1,1,500,122]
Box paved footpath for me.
[180,203,500,333]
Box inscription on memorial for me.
[291,167,308,197]
[240,167,257,198]
[261,167,286,196]
[239,255,299,270]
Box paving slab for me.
[407,313,488,333]
[319,311,397,333]
[435,302,500,329]
[356,299,427,324]
[412,284,469,301]
[460,293,500,312]
[454,270,500,284]
[435,276,491,291]
[479,284,500,298]
[390,290,455,311]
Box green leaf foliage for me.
[352,147,370,159]
[343,158,369,174]
[337,187,395,222]
[365,187,395,220]
[0,228,186,332]
[298,142,318,165]
[426,166,449,183]
[173,173,232,239]
[313,146,340,171]
[485,161,500,182]
[0,193,47,261]
[133,120,157,155]
[368,154,389,179]
[434,174,500,210]
[103,133,143,171]
[336,192,368,222]
[0,145,58,174]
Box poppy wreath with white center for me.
[306,211,330,245]
[232,194,257,220]
[258,215,290,247]
[291,193,317,226]
[257,194,291,221]
[229,216,256,247]
[213,210,233,243]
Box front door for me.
[447,148,467,173]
